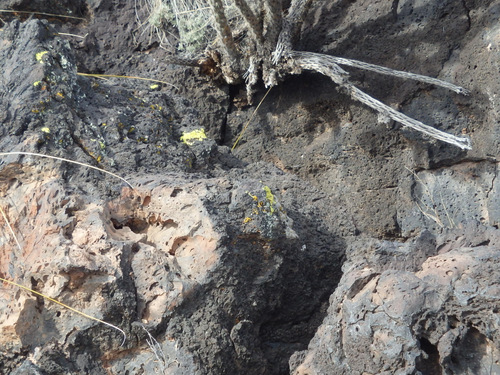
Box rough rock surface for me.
[291,226,500,375]
[0,0,499,374]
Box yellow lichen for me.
[40,127,50,133]
[150,104,162,111]
[33,81,42,87]
[35,51,48,63]
[180,128,207,146]
[247,192,258,201]
[243,217,253,224]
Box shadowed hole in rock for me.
[448,327,500,375]
[169,236,188,256]
[476,240,491,246]
[170,188,182,197]
[448,315,460,329]
[147,214,178,229]
[416,337,441,375]
[142,195,151,206]
[131,243,140,253]
[110,217,148,234]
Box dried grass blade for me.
[0,152,134,189]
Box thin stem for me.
[0,206,22,253]
[0,152,134,189]
[233,0,263,44]
[232,86,273,151]
[0,276,127,346]
[207,0,239,64]
[0,9,85,20]
[77,73,177,89]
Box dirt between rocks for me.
[0,0,499,374]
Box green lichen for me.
[262,186,276,214]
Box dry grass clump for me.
[138,0,238,53]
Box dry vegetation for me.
[143,0,472,150]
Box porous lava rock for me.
[291,226,500,375]
[0,0,499,374]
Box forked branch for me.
[292,51,472,150]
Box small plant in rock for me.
[147,0,472,150]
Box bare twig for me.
[1,276,127,346]
[141,325,167,369]
[232,86,273,151]
[0,206,22,253]
[0,9,85,20]
[58,32,88,39]
[347,84,471,149]
[77,72,178,89]
[406,167,456,228]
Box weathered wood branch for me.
[207,0,239,65]
[263,0,283,49]
[323,55,470,95]
[291,51,472,150]
[273,0,313,64]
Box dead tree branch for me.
[292,51,472,150]
[153,1,473,150]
